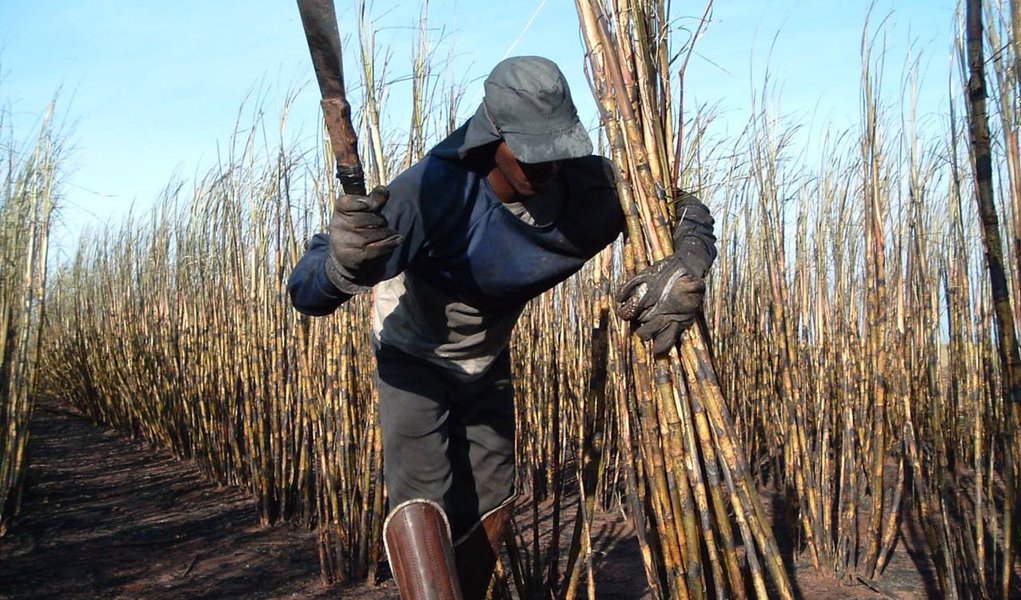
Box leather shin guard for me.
[384,499,463,600]
[453,497,515,600]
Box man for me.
[288,56,716,600]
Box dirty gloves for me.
[325,186,403,294]
[615,257,706,355]
[615,194,716,355]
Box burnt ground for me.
[1,401,945,599]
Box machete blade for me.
[296,0,366,195]
[296,0,345,99]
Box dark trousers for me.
[376,344,516,541]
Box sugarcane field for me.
[2,0,1021,598]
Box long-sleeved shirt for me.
[289,149,716,380]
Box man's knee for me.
[377,355,455,508]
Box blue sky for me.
[1,0,957,253]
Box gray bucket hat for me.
[460,56,593,164]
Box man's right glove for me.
[614,255,706,355]
[325,186,403,294]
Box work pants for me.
[376,344,516,541]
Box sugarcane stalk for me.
[965,1,1021,596]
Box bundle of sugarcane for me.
[575,1,794,597]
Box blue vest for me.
[379,154,624,311]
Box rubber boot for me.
[453,498,514,600]
[383,499,464,600]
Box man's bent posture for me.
[289,56,717,600]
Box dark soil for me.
[0,402,385,600]
[1,401,943,599]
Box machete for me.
[296,0,366,196]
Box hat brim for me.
[458,103,503,157]
[503,119,593,164]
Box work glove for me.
[615,255,706,355]
[325,186,403,294]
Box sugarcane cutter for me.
[295,3,463,599]
[296,0,365,196]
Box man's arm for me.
[288,188,404,316]
[287,164,430,316]
[288,233,353,316]
[288,187,400,317]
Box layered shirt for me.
[289,151,625,380]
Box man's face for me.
[494,141,561,197]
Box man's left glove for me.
[615,255,706,355]
[325,186,403,294]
